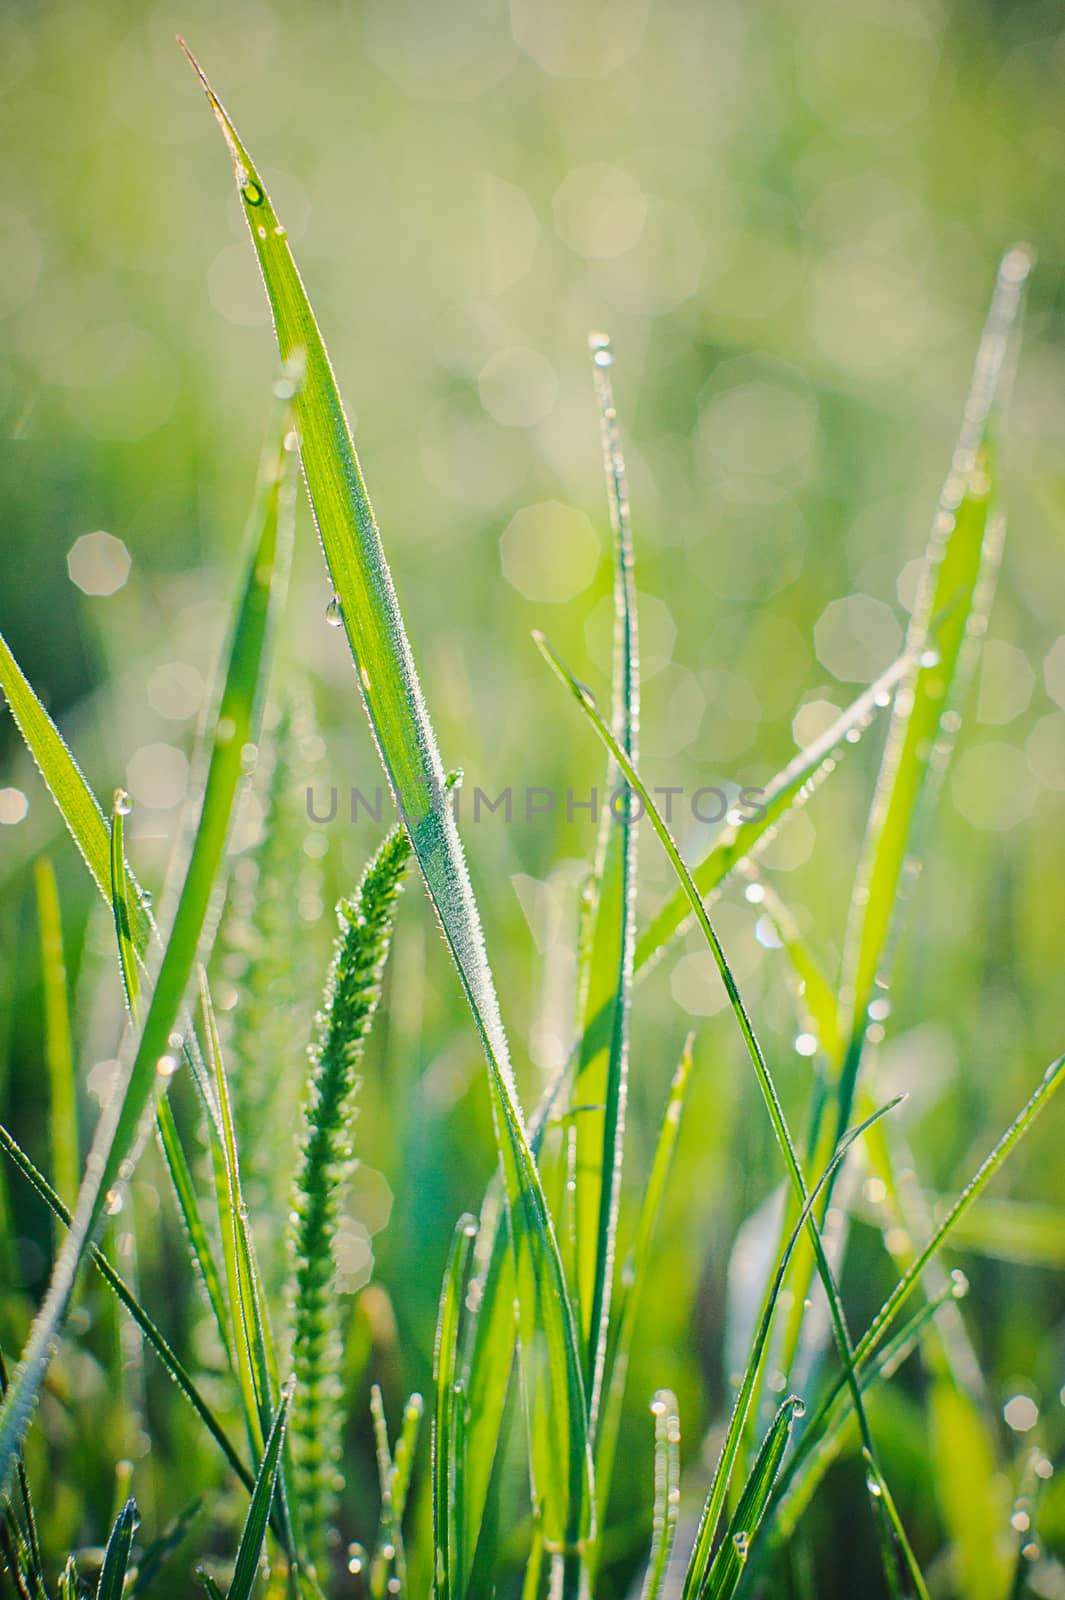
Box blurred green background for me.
[2,0,1065,1593]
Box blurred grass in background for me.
[1,0,1064,1593]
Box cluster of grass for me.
[0,43,1061,1600]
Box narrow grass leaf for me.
[641,1391,680,1600]
[288,827,410,1563]
[184,43,593,1554]
[861,1449,931,1600]
[0,1350,43,1597]
[700,1398,804,1600]
[128,1497,204,1597]
[95,1497,139,1600]
[433,1215,477,1600]
[0,412,293,1492]
[226,1380,294,1600]
[33,858,79,1210]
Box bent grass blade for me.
[183,40,593,1554]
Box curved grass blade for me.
[535,631,900,1593]
[96,1497,139,1600]
[433,1215,477,1600]
[572,333,639,1437]
[288,827,410,1564]
[861,1450,930,1600]
[595,1035,693,1535]
[681,1099,900,1599]
[839,247,1032,1083]
[641,1391,680,1600]
[699,1398,804,1600]
[0,1121,254,1494]
[634,652,910,980]
[33,857,79,1210]
[183,41,593,1555]
[226,1380,294,1600]
[0,415,294,1496]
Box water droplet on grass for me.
[241,178,263,206]
[113,788,132,816]
[326,595,343,627]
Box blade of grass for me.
[535,631,901,1595]
[0,406,294,1496]
[0,1120,255,1495]
[698,1397,804,1600]
[571,333,639,1439]
[433,1215,477,1600]
[128,1497,204,1597]
[640,1391,680,1600]
[183,42,593,1557]
[0,1351,43,1598]
[95,1498,139,1600]
[861,1449,930,1600]
[226,1379,294,1600]
[32,857,79,1211]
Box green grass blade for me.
[572,334,640,1435]
[535,631,900,1590]
[198,1572,226,1600]
[681,1099,900,1598]
[861,1449,931,1600]
[700,1397,804,1600]
[0,411,294,1496]
[634,652,910,980]
[0,1120,255,1495]
[95,1497,139,1600]
[595,1035,693,1534]
[32,857,79,1210]
[841,248,1032,1046]
[226,1379,294,1600]
[57,1555,80,1600]
[184,42,593,1554]
[108,800,140,1017]
[128,1496,204,1597]
[640,1391,680,1600]
[288,828,410,1564]
[0,1349,43,1597]
[433,1215,477,1600]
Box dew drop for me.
[325,595,343,627]
[105,1187,123,1216]
[156,1053,179,1079]
[866,1474,883,1498]
[113,788,133,816]
[347,1541,367,1575]
[241,178,264,206]
[732,1530,749,1561]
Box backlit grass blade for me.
[640,1391,680,1600]
[184,42,593,1555]
[572,333,639,1434]
[433,1215,477,1600]
[698,1397,804,1600]
[0,1121,255,1495]
[594,1035,693,1535]
[840,247,1032,1061]
[0,407,294,1496]
[681,1099,900,1599]
[535,631,900,1589]
[861,1450,931,1600]
[33,857,79,1210]
[635,652,910,979]
[95,1497,139,1600]
[226,1379,294,1600]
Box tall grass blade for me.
[226,1379,294,1600]
[33,857,79,1210]
[95,1497,139,1600]
[640,1391,680,1600]
[433,1214,477,1600]
[0,1350,43,1598]
[184,42,593,1554]
[861,1450,931,1600]
[287,827,410,1564]
[535,631,900,1590]
[572,333,639,1436]
[0,412,294,1493]
[698,1397,804,1600]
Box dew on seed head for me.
[113,788,132,816]
[325,595,343,627]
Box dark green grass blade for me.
[198,1574,226,1600]
[572,334,639,1435]
[640,1391,680,1600]
[226,1380,293,1600]
[699,1398,804,1600]
[33,857,79,1210]
[840,247,1032,1051]
[95,1497,139,1600]
[0,415,293,1495]
[861,1450,930,1600]
[595,1035,693,1536]
[128,1497,204,1597]
[0,1350,43,1597]
[433,1215,477,1600]
[635,652,909,979]
[535,632,899,1590]
[681,1099,900,1598]
[0,1120,254,1494]
[184,41,593,1553]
